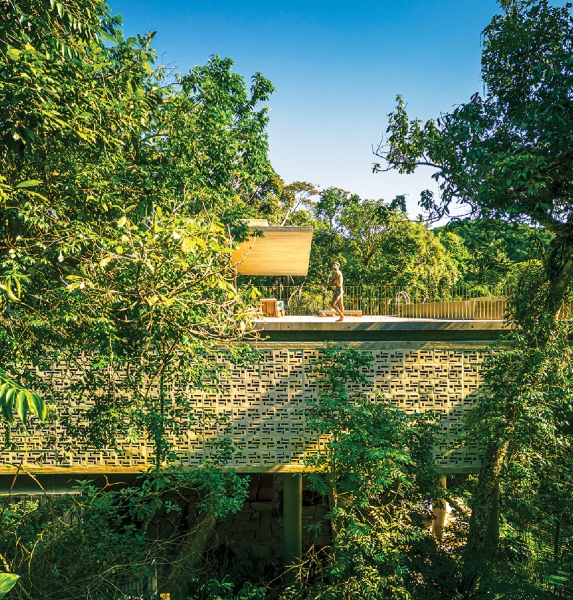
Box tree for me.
[132,55,277,222]
[0,2,273,597]
[52,210,257,465]
[0,0,162,430]
[463,318,573,591]
[377,0,573,571]
[436,219,552,289]
[0,469,248,599]
[271,181,319,227]
[295,188,461,291]
[297,344,441,599]
[0,1,275,457]
[0,0,131,151]
[376,0,573,322]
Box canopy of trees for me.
[252,182,548,298]
[377,0,573,320]
[1,0,572,599]
[0,0,279,455]
[373,0,573,597]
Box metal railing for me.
[252,285,513,319]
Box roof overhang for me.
[232,225,313,276]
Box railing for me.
[252,285,514,319]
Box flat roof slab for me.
[256,316,507,342]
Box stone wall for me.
[215,475,330,559]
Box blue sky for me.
[111,0,502,217]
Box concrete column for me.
[283,474,302,579]
[432,476,448,542]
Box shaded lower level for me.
[0,472,451,569]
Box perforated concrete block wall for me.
[0,342,488,473]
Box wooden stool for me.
[260,299,285,318]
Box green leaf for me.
[0,573,19,598]
[27,392,47,422]
[6,48,21,60]
[5,277,20,301]
[99,30,117,44]
[14,180,42,189]
[0,383,10,402]
[181,238,195,253]
[15,390,28,424]
[5,387,17,403]
[20,190,48,200]
[1,398,12,422]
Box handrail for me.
[250,284,514,319]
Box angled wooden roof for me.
[232,223,314,276]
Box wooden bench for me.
[318,310,363,318]
[260,298,285,318]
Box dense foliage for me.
[0,468,248,599]
[1,0,573,598]
[0,0,276,452]
[375,1,573,598]
[297,345,441,599]
[0,1,270,597]
[436,219,552,288]
[377,0,573,319]
[252,184,547,296]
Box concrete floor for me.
[256,315,505,324]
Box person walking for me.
[329,261,345,321]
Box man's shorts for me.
[332,286,343,303]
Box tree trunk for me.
[466,442,506,556]
[464,236,573,557]
[327,484,340,539]
[162,511,217,600]
[543,237,573,321]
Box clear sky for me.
[110,0,502,217]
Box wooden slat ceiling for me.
[232,226,314,276]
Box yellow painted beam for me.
[0,464,480,476]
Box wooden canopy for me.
[232,222,313,276]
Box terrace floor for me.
[257,315,505,323]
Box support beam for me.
[432,476,448,542]
[283,474,302,581]
[0,473,141,495]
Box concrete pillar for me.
[432,476,448,542]
[283,474,302,581]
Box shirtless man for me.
[329,261,345,321]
